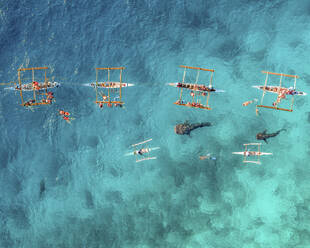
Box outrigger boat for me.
[125,138,160,163]
[254,71,306,113]
[92,67,132,108]
[3,67,58,107]
[169,65,222,110]
[232,143,272,165]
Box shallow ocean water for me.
[1,0,310,247]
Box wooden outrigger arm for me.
[173,102,211,110]
[261,71,298,79]
[256,105,293,112]
[132,138,152,147]
[180,65,214,72]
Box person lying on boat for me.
[32,81,41,90]
[245,151,256,156]
[136,148,148,155]
[286,87,299,95]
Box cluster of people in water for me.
[176,82,216,92]
[58,110,74,123]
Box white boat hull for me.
[167,82,225,93]
[252,85,307,96]
[84,82,134,88]
[232,152,272,156]
[5,82,60,91]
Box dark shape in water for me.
[39,179,45,199]
[256,129,286,143]
[174,121,212,135]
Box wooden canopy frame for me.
[256,71,299,112]
[17,67,54,107]
[173,65,215,110]
[94,67,125,107]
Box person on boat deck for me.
[210,86,216,92]
[287,89,298,95]
[138,148,147,155]
[245,151,256,156]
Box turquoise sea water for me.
[1,0,310,247]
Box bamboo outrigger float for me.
[93,67,130,108]
[125,138,160,163]
[232,143,272,165]
[14,67,58,107]
[254,71,306,113]
[169,65,224,110]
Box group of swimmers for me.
[176,82,216,92]
[58,110,74,123]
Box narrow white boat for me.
[252,85,307,96]
[232,152,272,156]
[5,82,60,91]
[168,82,225,93]
[84,82,134,88]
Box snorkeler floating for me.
[199,152,216,161]
[256,129,286,143]
[174,121,212,135]
[242,98,258,107]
